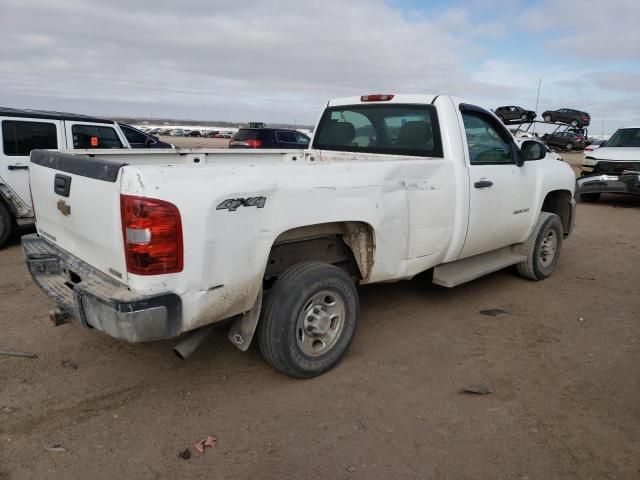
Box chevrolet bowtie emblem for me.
[57,199,71,216]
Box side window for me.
[276,131,297,143]
[72,124,123,149]
[295,132,310,145]
[122,126,149,145]
[461,112,514,165]
[2,120,58,156]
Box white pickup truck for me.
[23,94,576,378]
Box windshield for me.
[313,104,443,157]
[606,128,640,147]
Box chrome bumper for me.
[22,234,182,342]
[576,172,640,196]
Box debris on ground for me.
[1,406,18,414]
[479,308,508,317]
[578,317,585,322]
[461,385,492,395]
[178,448,191,460]
[0,350,38,359]
[346,466,357,473]
[194,435,217,454]
[576,276,596,281]
[61,360,78,370]
[45,444,66,453]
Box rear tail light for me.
[361,94,394,102]
[245,139,262,148]
[120,195,183,275]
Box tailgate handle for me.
[54,174,72,197]
[8,164,29,171]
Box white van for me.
[0,108,132,246]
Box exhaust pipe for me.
[173,325,215,360]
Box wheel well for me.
[265,222,375,283]
[541,190,572,236]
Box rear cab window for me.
[72,124,123,149]
[313,104,443,157]
[2,120,58,156]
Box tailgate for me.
[29,150,128,282]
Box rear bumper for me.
[576,172,640,196]
[22,234,182,342]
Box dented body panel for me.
[25,95,576,341]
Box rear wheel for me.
[517,212,563,281]
[258,261,359,378]
[565,143,573,151]
[580,192,601,203]
[0,201,15,248]
[497,114,505,123]
[521,113,528,121]
[570,119,579,127]
[543,114,552,122]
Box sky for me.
[0,0,638,132]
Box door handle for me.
[8,165,29,171]
[474,180,493,188]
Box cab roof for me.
[0,107,114,124]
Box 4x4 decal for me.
[216,197,266,212]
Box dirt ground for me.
[1,151,638,480]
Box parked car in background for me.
[169,129,187,137]
[0,107,133,246]
[229,128,310,149]
[494,106,537,124]
[187,130,202,137]
[216,131,234,138]
[542,108,591,127]
[544,131,586,151]
[578,126,640,201]
[118,124,174,149]
[205,130,220,138]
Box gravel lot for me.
[1,152,638,479]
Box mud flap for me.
[227,288,263,351]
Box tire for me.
[258,261,359,378]
[517,212,563,281]
[543,114,552,122]
[570,119,579,127]
[521,113,528,121]
[580,192,601,203]
[497,115,505,123]
[0,201,15,248]
[565,143,573,151]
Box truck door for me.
[0,117,64,212]
[458,105,537,259]
[64,121,129,149]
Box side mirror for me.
[520,140,546,161]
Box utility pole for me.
[601,118,605,138]
[533,77,542,134]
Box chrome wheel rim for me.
[539,230,558,267]
[296,290,345,357]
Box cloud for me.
[0,0,637,132]
[518,0,640,59]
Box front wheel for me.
[570,119,579,127]
[517,212,563,281]
[565,143,573,151]
[258,261,359,378]
[580,192,601,202]
[521,113,528,121]
[543,114,552,122]
[0,201,15,248]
